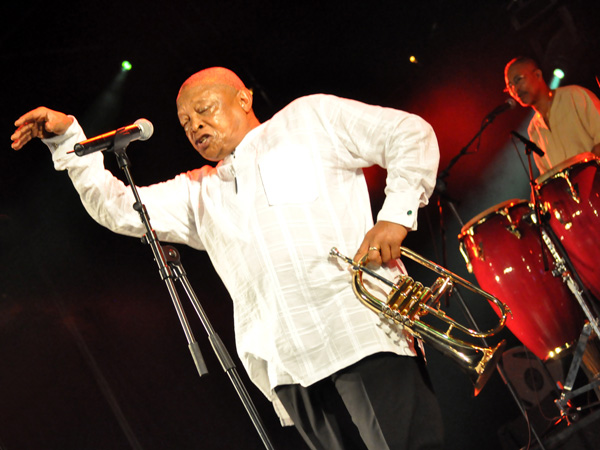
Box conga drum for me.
[535,152,600,301]
[458,199,585,361]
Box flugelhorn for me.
[330,247,511,396]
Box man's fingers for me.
[378,246,392,264]
[389,244,402,261]
[355,244,401,267]
[354,222,409,267]
[353,242,372,264]
[21,122,42,139]
[368,247,383,266]
[11,124,33,150]
[11,119,52,150]
[12,108,48,150]
[14,107,48,128]
[356,245,383,266]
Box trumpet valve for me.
[425,277,454,308]
[387,277,428,320]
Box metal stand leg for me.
[555,322,600,422]
[537,225,600,418]
[164,246,275,449]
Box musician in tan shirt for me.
[504,56,600,174]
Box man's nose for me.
[191,118,204,132]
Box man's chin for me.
[514,93,531,107]
[197,147,228,162]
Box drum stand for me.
[540,225,600,423]
[94,136,276,450]
[522,147,600,425]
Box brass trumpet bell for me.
[330,247,511,396]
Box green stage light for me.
[553,68,565,79]
[121,61,132,71]
[550,68,564,89]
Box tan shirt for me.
[528,85,600,174]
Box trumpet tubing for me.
[330,246,511,396]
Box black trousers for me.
[275,352,444,450]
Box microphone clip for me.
[510,130,545,157]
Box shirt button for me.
[407,210,413,216]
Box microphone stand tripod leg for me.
[167,252,275,450]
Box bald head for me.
[176,67,260,161]
[179,67,248,96]
[504,56,539,79]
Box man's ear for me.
[238,88,253,112]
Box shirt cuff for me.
[376,191,422,230]
[42,117,89,171]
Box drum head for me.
[536,152,598,185]
[459,199,527,237]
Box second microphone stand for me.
[108,132,275,450]
[435,115,549,450]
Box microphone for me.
[73,119,154,156]
[510,130,545,156]
[484,98,517,121]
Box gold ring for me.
[368,246,380,252]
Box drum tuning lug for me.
[505,225,522,239]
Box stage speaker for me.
[499,346,600,449]
[501,346,564,410]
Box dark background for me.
[1,1,599,449]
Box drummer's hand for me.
[11,107,73,151]
[354,221,409,267]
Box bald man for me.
[12,67,443,450]
[504,56,600,174]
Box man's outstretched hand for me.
[11,107,73,151]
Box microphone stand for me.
[109,132,275,450]
[435,120,549,450]
[437,112,501,183]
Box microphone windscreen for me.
[135,118,154,141]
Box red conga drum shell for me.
[458,199,584,360]
[535,152,600,301]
